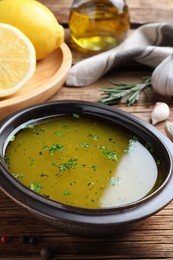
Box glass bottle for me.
[69,0,130,52]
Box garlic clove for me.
[151,52,173,97]
[165,121,173,141]
[151,102,170,125]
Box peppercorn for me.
[28,236,37,245]
[1,235,9,244]
[40,246,53,259]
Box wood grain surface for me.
[0,1,173,259]
[40,0,173,26]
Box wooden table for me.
[1,1,173,259]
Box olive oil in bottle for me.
[69,0,130,51]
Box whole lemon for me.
[0,0,64,60]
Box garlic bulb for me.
[151,102,170,125]
[165,121,173,141]
[151,52,173,96]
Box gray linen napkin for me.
[65,23,173,87]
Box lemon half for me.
[0,23,36,97]
[0,0,64,60]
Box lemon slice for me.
[0,23,36,97]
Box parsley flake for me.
[63,191,72,196]
[12,173,23,179]
[52,159,78,173]
[89,165,97,171]
[79,143,90,148]
[55,132,64,137]
[49,144,64,155]
[124,136,138,153]
[72,113,80,119]
[88,133,99,141]
[29,181,42,193]
[98,145,118,161]
[42,144,64,155]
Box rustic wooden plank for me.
[128,0,173,25]
[38,0,72,25]
[38,0,173,25]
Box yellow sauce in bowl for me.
[5,114,161,208]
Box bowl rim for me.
[0,100,173,225]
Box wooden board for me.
[0,43,72,120]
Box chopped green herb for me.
[132,136,139,142]
[88,133,99,141]
[156,159,161,165]
[98,145,118,161]
[72,113,80,119]
[58,163,67,173]
[52,161,57,167]
[42,144,64,155]
[12,173,23,179]
[52,158,78,173]
[30,159,36,166]
[79,142,90,148]
[124,136,138,153]
[55,132,64,137]
[145,142,154,153]
[63,190,72,196]
[89,165,97,171]
[106,151,118,161]
[42,145,49,150]
[49,144,64,155]
[98,145,106,151]
[29,181,42,193]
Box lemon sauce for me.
[5,115,162,208]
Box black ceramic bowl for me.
[0,100,173,237]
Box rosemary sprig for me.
[98,76,152,106]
